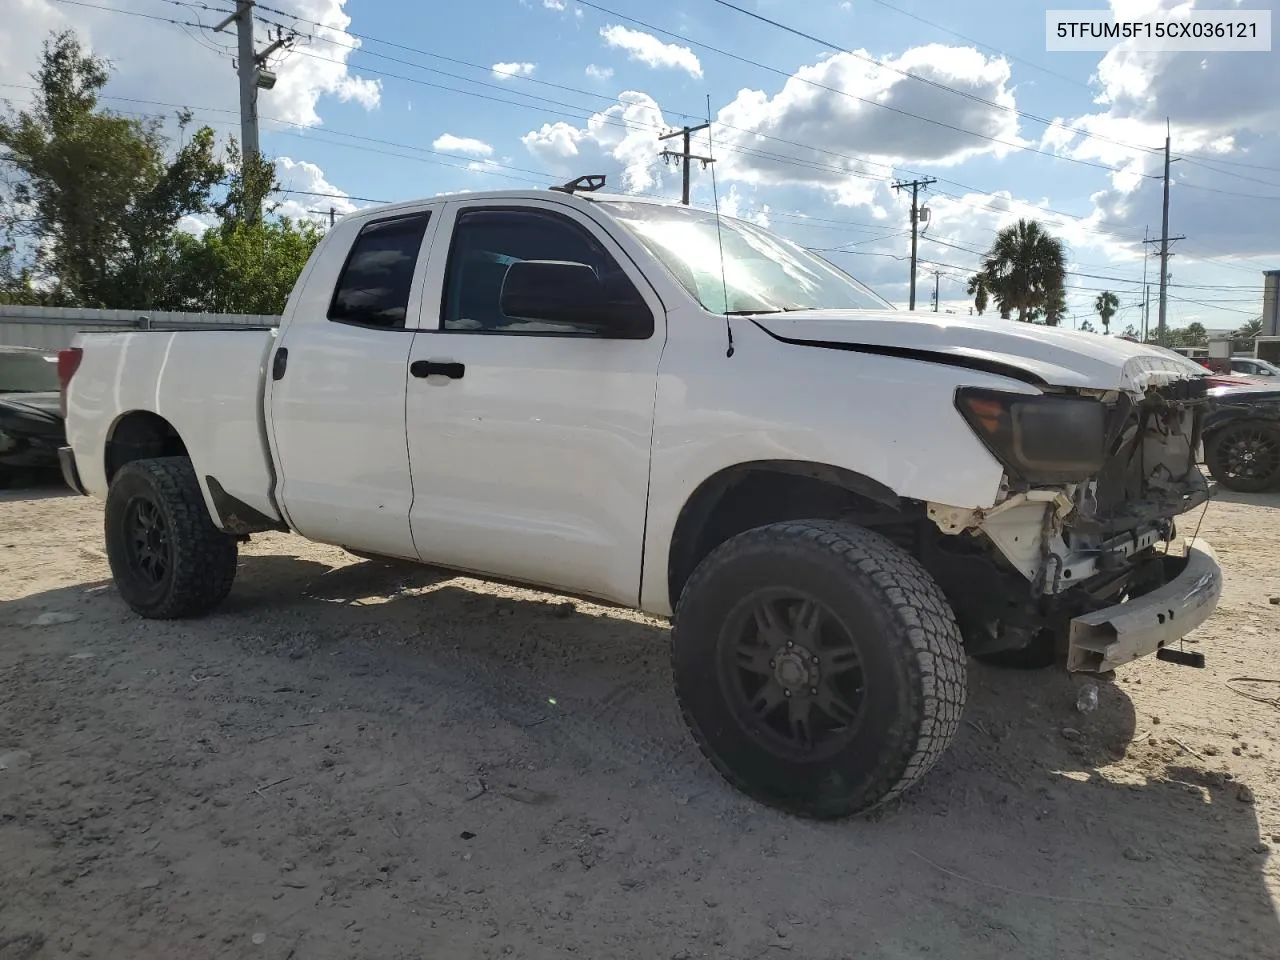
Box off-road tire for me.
[1205,421,1280,493]
[671,519,967,819]
[104,457,238,619]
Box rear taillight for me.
[57,347,83,418]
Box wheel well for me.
[666,461,922,610]
[105,412,189,482]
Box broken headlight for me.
[955,386,1107,484]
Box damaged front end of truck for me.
[926,369,1222,673]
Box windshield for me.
[0,352,59,393]
[595,200,893,315]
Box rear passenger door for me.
[267,209,437,559]
[404,199,667,605]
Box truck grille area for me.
[1087,379,1208,533]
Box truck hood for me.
[749,310,1205,393]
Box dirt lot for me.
[1,484,1279,960]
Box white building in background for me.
[1263,270,1280,337]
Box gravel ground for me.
[2,483,1279,960]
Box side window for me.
[328,213,431,330]
[441,208,651,336]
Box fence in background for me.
[0,306,280,352]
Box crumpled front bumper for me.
[1067,538,1222,673]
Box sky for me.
[2,0,1277,331]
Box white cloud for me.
[543,0,566,8]
[4,0,379,135]
[585,64,614,81]
[0,1,68,89]
[432,134,495,157]
[523,91,673,194]
[714,44,1022,201]
[176,214,215,237]
[262,1,381,127]
[1039,0,1280,264]
[492,61,536,80]
[600,25,703,78]
[274,156,360,223]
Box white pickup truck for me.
[57,181,1222,818]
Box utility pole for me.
[1140,225,1149,341]
[891,176,936,310]
[1143,122,1184,344]
[214,2,292,220]
[659,123,714,205]
[931,269,942,312]
[307,207,337,228]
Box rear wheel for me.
[104,457,238,618]
[671,520,966,819]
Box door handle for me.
[272,347,288,381]
[411,359,465,380]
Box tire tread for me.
[106,457,238,619]
[671,519,966,817]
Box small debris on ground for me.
[29,612,80,626]
[1075,684,1099,713]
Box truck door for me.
[404,199,666,605]
[266,209,437,559]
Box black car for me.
[0,345,65,486]
[1202,378,1280,493]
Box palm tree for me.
[976,219,1066,323]
[1094,291,1119,335]
[966,274,989,315]
[1237,316,1263,340]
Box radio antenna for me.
[705,95,733,358]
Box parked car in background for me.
[1229,357,1280,379]
[1202,380,1280,492]
[0,345,66,487]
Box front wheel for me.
[104,457,238,619]
[1205,421,1280,493]
[671,520,967,819]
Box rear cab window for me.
[328,213,432,330]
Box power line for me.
[20,6,1275,298]
[61,0,1280,272]
[703,0,1162,162]
[862,0,1091,92]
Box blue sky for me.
[4,0,1277,331]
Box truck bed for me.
[65,328,282,527]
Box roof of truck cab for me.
[343,189,689,222]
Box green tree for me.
[966,273,989,316]
[972,219,1066,323]
[1168,322,1208,348]
[1079,318,1097,333]
[1121,323,1138,339]
[1236,316,1263,340]
[172,216,322,314]
[1044,286,1068,327]
[165,145,321,314]
[0,245,48,305]
[0,30,224,306]
[1093,290,1119,335]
